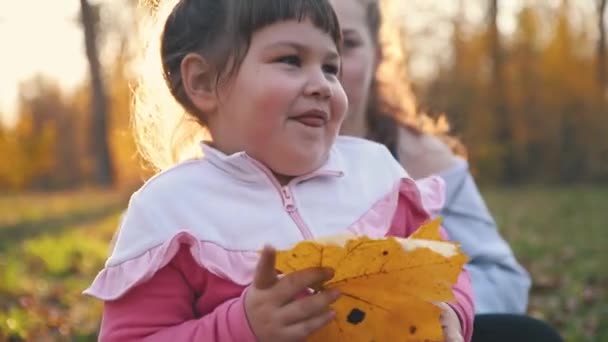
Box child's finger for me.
[253,245,278,290]
[280,289,340,325]
[283,309,335,340]
[275,267,334,304]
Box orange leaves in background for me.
[275,218,469,342]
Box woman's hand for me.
[245,246,340,342]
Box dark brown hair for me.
[160,0,342,124]
[361,0,400,152]
[132,0,343,171]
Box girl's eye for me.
[342,38,360,50]
[323,64,339,76]
[276,55,301,66]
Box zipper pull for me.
[281,187,296,212]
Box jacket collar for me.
[200,142,344,184]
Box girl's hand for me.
[245,246,340,342]
[437,302,464,342]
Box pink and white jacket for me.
[85,137,474,341]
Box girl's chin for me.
[268,155,327,178]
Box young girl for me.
[85,0,473,341]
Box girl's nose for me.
[304,70,332,100]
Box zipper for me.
[246,156,315,239]
[280,186,314,239]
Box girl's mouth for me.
[291,110,328,127]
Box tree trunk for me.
[599,0,607,93]
[80,0,113,187]
[489,0,516,182]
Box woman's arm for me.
[438,161,531,314]
[397,128,531,314]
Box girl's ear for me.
[181,53,218,114]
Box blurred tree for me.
[509,6,542,179]
[1,0,605,188]
[0,77,68,190]
[488,0,518,182]
[0,1,142,191]
[443,0,468,134]
[80,0,114,187]
[419,1,606,183]
[598,0,607,93]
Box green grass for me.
[0,186,606,341]
[483,186,608,341]
[0,190,126,250]
[0,190,128,341]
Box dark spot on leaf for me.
[382,250,388,256]
[409,325,417,334]
[292,253,297,257]
[346,308,366,325]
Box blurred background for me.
[0,0,606,340]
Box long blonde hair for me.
[131,0,208,172]
[368,0,465,155]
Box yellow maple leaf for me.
[410,216,444,241]
[275,218,469,342]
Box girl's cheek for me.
[332,86,349,121]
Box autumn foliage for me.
[276,219,468,342]
[0,0,606,191]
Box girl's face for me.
[208,19,347,181]
[330,0,377,137]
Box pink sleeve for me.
[389,187,475,342]
[98,246,257,342]
[440,229,475,342]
